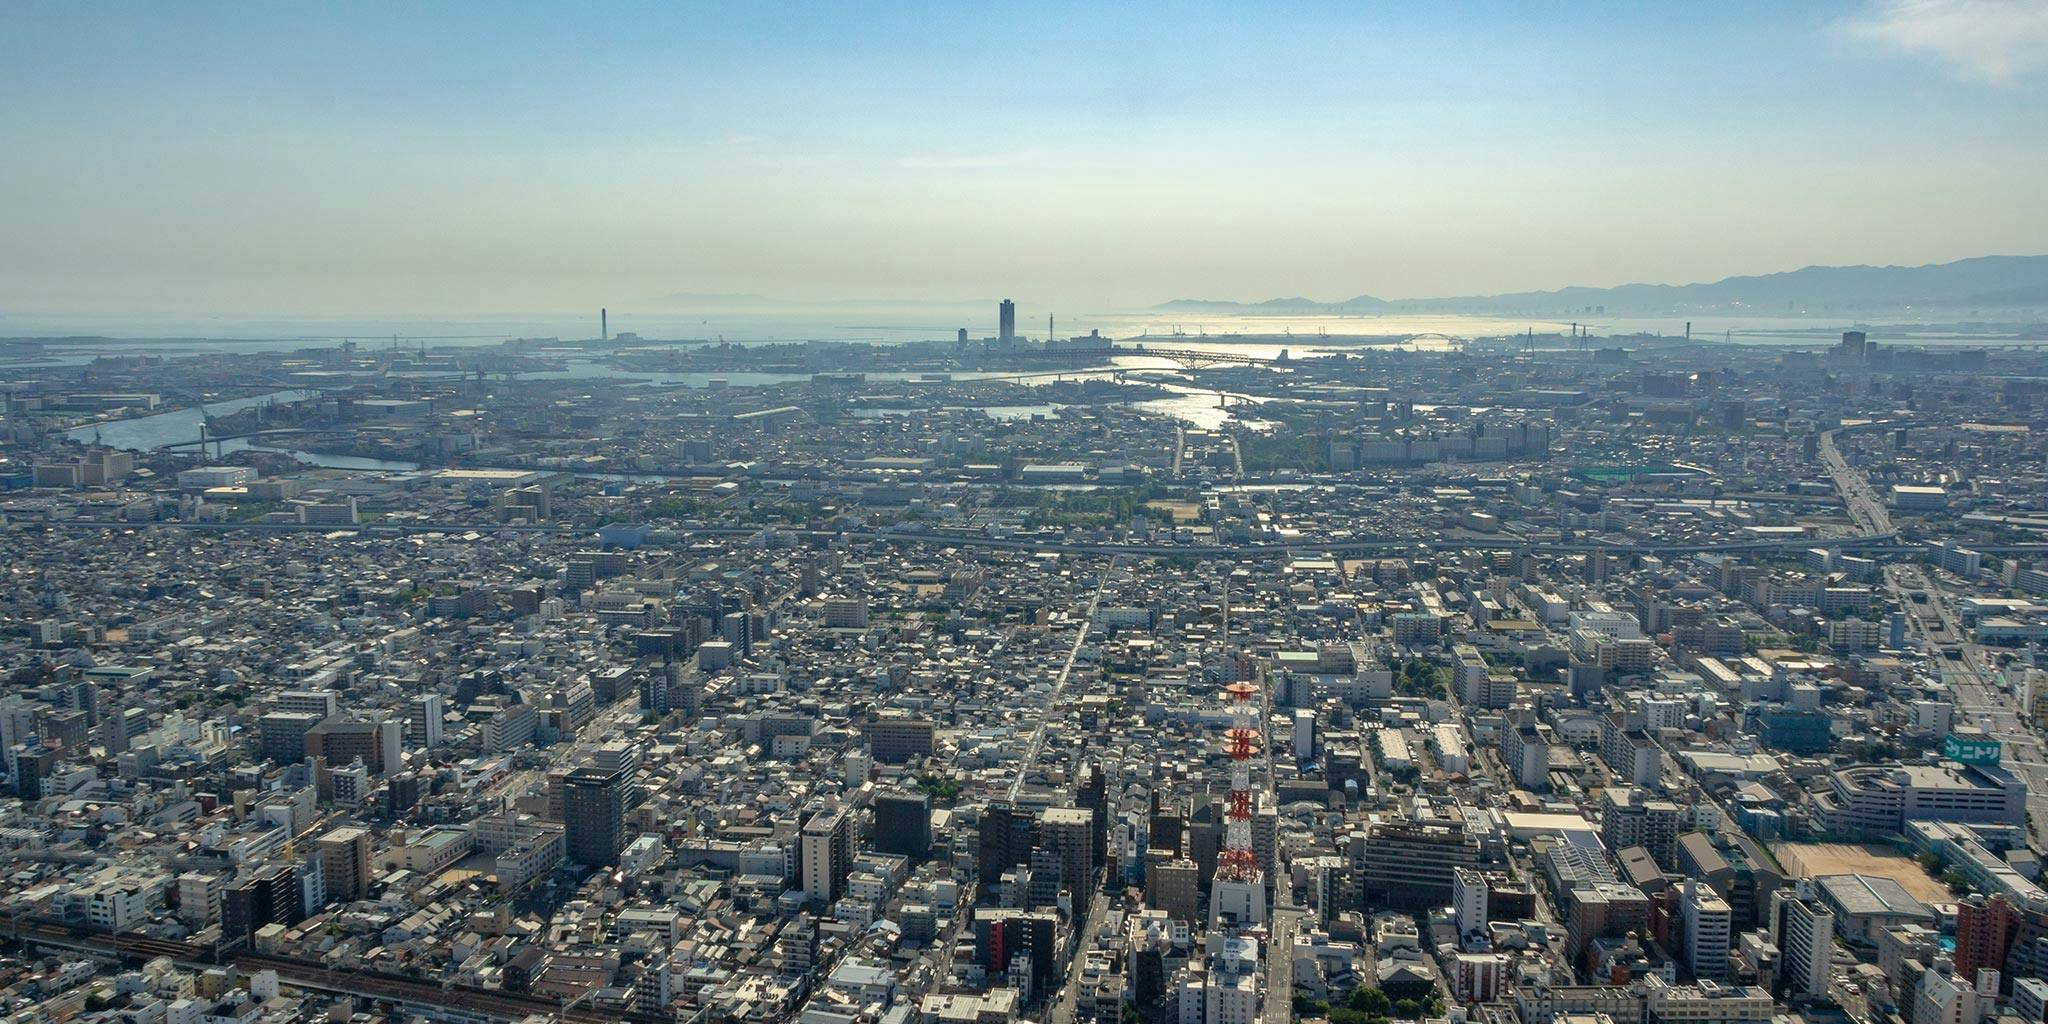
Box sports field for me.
[1771,841,1951,904]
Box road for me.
[1890,562,2048,845]
[1260,642,1298,1024]
[1047,880,1113,1024]
[34,517,1957,559]
[1263,871,1301,1024]
[1825,427,2048,846]
[1009,559,1116,801]
[1023,562,1115,1023]
[1818,427,1896,538]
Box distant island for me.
[1158,254,2048,316]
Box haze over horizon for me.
[4,1,2046,320]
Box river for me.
[63,357,1272,471]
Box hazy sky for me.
[2,0,2045,318]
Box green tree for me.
[1349,987,1392,1016]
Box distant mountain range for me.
[1156,255,2048,315]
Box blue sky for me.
[2,1,2044,317]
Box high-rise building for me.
[1147,855,1200,926]
[1955,893,2020,983]
[979,802,1036,885]
[975,909,1059,993]
[1453,867,1489,938]
[1678,830,1783,932]
[1682,879,1733,983]
[1198,935,1262,1024]
[564,763,631,867]
[1038,806,1095,898]
[823,595,869,629]
[999,299,1016,342]
[258,711,323,765]
[315,826,373,904]
[12,745,57,800]
[1602,787,1683,869]
[176,872,223,928]
[1079,763,1109,870]
[407,693,444,748]
[1769,883,1836,1000]
[304,717,396,775]
[872,789,931,861]
[276,689,340,718]
[222,865,301,942]
[801,803,853,907]
[1565,881,1650,967]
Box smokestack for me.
[1685,321,1691,341]
[601,308,608,342]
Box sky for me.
[1,0,2045,321]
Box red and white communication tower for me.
[1217,679,1262,885]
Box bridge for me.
[161,427,333,451]
[1013,334,1467,368]
[1406,332,1466,350]
[1017,344,1281,368]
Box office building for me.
[1359,814,1480,910]
[866,713,935,764]
[564,762,631,868]
[979,802,1036,885]
[872,789,931,862]
[407,693,444,748]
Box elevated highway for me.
[35,517,1928,558]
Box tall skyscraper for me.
[999,299,1016,342]
[564,763,630,867]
